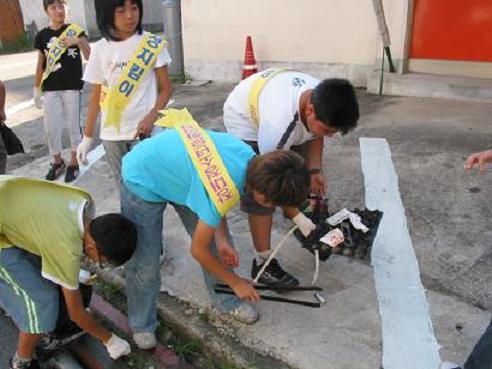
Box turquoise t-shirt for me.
[122,129,256,227]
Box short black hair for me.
[311,78,359,135]
[89,213,137,266]
[246,150,310,207]
[43,0,66,10]
[95,0,143,41]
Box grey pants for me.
[43,90,82,156]
[0,135,6,174]
[102,140,139,189]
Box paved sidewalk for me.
[8,83,491,368]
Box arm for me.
[61,287,112,343]
[62,288,130,359]
[76,84,100,163]
[83,84,101,138]
[62,36,91,60]
[305,137,323,170]
[191,220,259,302]
[305,137,326,195]
[135,66,174,138]
[34,51,45,89]
[214,217,239,268]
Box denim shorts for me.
[0,247,59,333]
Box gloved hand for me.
[76,136,94,165]
[33,87,43,109]
[104,333,131,359]
[292,212,316,237]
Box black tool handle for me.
[215,283,322,292]
[214,288,321,308]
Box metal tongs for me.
[214,283,327,308]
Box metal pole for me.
[162,0,184,79]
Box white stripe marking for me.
[0,60,36,70]
[360,137,441,369]
[6,100,34,117]
[55,144,106,185]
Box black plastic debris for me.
[294,197,383,262]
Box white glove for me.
[76,136,94,165]
[292,212,316,237]
[105,333,131,359]
[33,87,43,109]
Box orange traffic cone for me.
[242,36,257,79]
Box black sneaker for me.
[45,160,66,181]
[9,358,41,369]
[251,258,299,286]
[64,164,79,183]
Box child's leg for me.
[102,140,138,190]
[16,332,41,359]
[61,90,82,166]
[0,247,60,360]
[171,203,244,312]
[120,183,167,334]
[43,91,63,163]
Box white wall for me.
[181,0,411,85]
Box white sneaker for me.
[133,332,157,350]
[229,302,259,324]
[440,361,462,369]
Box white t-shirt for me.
[83,33,172,141]
[223,71,319,154]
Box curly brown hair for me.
[246,150,310,207]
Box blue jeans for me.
[464,318,492,369]
[120,183,243,333]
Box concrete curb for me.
[97,270,290,369]
[90,292,192,369]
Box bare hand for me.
[464,150,492,173]
[0,109,5,122]
[230,278,260,303]
[218,243,239,268]
[134,113,156,139]
[60,37,79,48]
[310,173,326,195]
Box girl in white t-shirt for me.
[77,0,173,186]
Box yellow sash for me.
[103,33,167,132]
[247,68,288,127]
[41,23,84,88]
[155,108,240,216]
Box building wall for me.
[181,0,411,85]
[0,0,24,44]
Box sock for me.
[255,250,273,264]
[12,353,32,368]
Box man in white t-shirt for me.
[223,70,360,286]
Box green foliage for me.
[0,32,33,55]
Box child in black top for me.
[33,0,90,182]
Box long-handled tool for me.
[214,283,327,308]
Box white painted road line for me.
[54,144,106,185]
[5,100,35,117]
[360,138,441,369]
[0,60,36,70]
